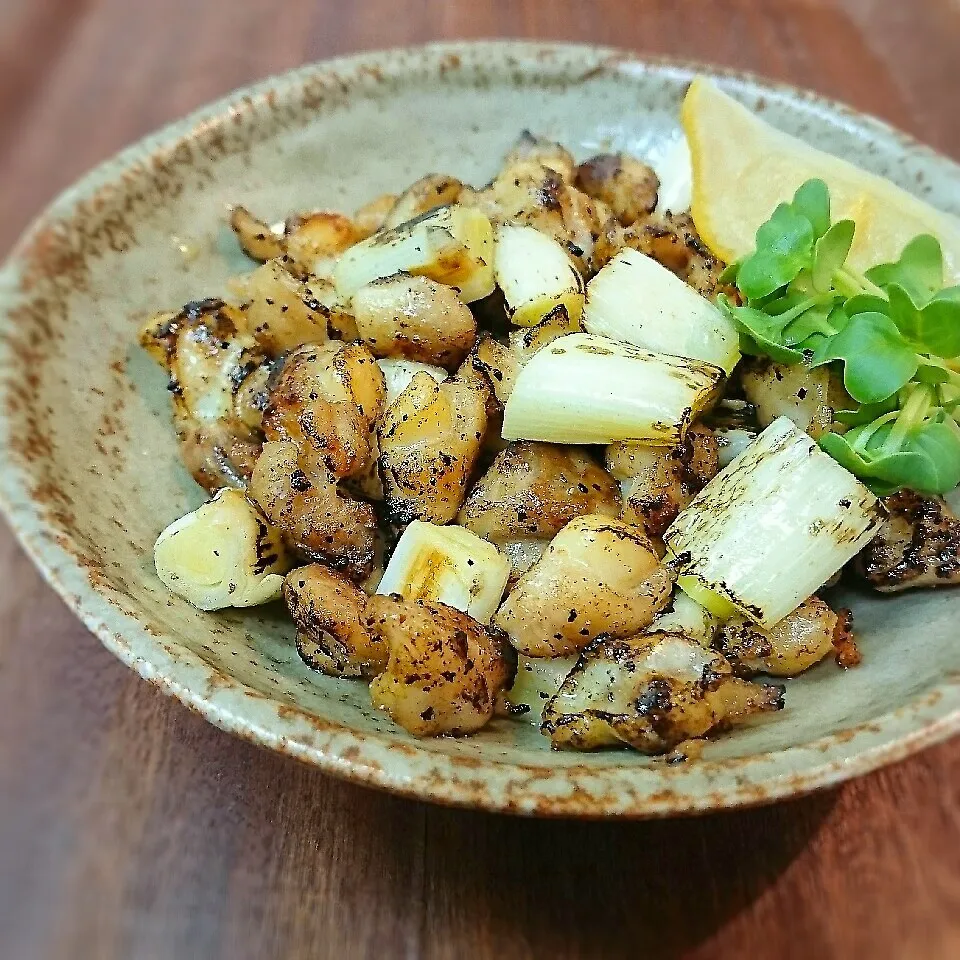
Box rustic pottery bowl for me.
[1,42,958,817]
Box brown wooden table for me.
[1,2,958,957]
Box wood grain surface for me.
[1,2,958,958]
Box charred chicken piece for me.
[248,342,386,579]
[383,174,464,230]
[367,594,517,736]
[284,211,363,279]
[606,423,719,544]
[739,358,849,440]
[493,515,675,658]
[855,490,960,592]
[502,130,576,182]
[596,211,726,297]
[462,157,612,275]
[459,441,619,543]
[354,193,399,239]
[575,153,659,226]
[378,372,487,525]
[139,299,272,492]
[284,564,388,678]
[715,596,858,676]
[352,273,477,369]
[542,631,785,753]
[229,206,285,261]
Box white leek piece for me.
[376,358,447,407]
[502,654,578,724]
[648,590,717,647]
[501,332,724,445]
[333,205,494,303]
[664,417,882,628]
[154,489,290,611]
[584,248,740,372]
[494,224,584,327]
[376,520,510,624]
[715,427,758,468]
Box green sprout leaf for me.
[812,219,855,292]
[726,178,960,496]
[790,178,831,240]
[809,311,918,403]
[821,418,960,496]
[737,203,815,300]
[718,296,804,363]
[866,234,944,304]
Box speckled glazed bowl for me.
[1,42,958,817]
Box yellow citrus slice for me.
[681,77,960,281]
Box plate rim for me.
[1,39,958,818]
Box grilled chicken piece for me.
[715,596,858,676]
[229,205,285,261]
[493,515,675,657]
[462,158,612,275]
[459,442,619,544]
[367,594,517,735]
[739,358,849,440]
[575,153,659,226]
[378,372,487,525]
[606,423,719,544]
[284,564,388,678]
[228,258,333,355]
[284,211,363,279]
[856,491,960,592]
[354,193,399,239]
[502,129,576,182]
[248,342,385,579]
[352,274,477,369]
[140,299,272,492]
[541,631,785,753]
[383,174,464,230]
[229,203,362,279]
[595,211,726,297]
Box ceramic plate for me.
[1,42,958,817]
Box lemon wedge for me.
[681,77,960,281]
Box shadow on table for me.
[383,785,837,959]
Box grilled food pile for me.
[142,125,957,754]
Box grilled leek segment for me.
[333,205,495,303]
[493,514,675,657]
[501,333,724,445]
[583,248,740,372]
[541,631,784,753]
[154,489,289,611]
[665,417,882,628]
[376,521,510,624]
[493,224,585,327]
